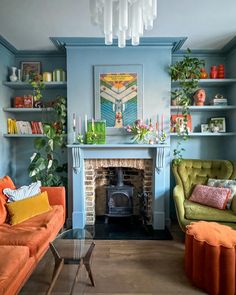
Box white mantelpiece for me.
[67,144,170,230]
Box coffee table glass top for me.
[52,229,93,261]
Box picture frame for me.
[21,61,41,81]
[209,117,226,133]
[94,65,143,135]
[170,114,192,133]
[201,123,210,133]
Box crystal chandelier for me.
[90,0,157,48]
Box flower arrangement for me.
[126,119,153,143]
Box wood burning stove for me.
[106,168,133,219]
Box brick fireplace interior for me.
[84,159,153,225]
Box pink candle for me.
[161,114,164,131]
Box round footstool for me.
[185,221,236,295]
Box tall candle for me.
[161,114,164,131]
[73,113,76,129]
[85,114,88,133]
[78,116,81,134]
[92,118,94,132]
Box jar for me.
[200,68,208,79]
[210,66,218,79]
[217,64,225,78]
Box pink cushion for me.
[189,184,231,209]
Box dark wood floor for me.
[19,225,205,295]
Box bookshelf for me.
[3,81,67,89]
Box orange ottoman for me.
[185,221,236,295]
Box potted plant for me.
[28,96,67,186]
[170,49,205,164]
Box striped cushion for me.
[3,181,41,202]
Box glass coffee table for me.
[46,229,95,295]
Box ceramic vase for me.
[9,67,17,82]
[210,66,218,79]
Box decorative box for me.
[86,120,106,144]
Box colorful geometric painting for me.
[99,73,137,128]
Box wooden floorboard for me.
[19,225,206,294]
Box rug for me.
[86,216,172,240]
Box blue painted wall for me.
[0,44,15,179]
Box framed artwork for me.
[21,61,41,80]
[170,114,192,133]
[94,65,143,132]
[201,124,210,133]
[209,117,226,133]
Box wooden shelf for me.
[170,132,236,137]
[3,107,54,112]
[171,106,236,111]
[4,134,46,138]
[3,81,67,89]
[172,79,236,87]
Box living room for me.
[1,0,236,294]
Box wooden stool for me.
[185,221,236,295]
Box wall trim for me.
[52,37,187,52]
[0,35,17,54]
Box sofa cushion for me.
[207,178,236,209]
[0,205,63,257]
[6,191,52,225]
[3,180,41,202]
[0,245,29,295]
[0,176,16,224]
[189,184,231,210]
[185,200,236,222]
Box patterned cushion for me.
[3,181,41,202]
[189,184,231,210]
[207,178,236,209]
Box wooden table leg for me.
[70,259,83,295]
[46,243,64,295]
[84,242,95,287]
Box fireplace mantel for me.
[67,144,170,230]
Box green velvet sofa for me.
[172,159,236,232]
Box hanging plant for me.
[170,49,205,165]
[29,74,45,105]
[28,96,67,186]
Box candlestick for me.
[85,114,88,133]
[161,114,164,131]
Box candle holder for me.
[73,126,76,143]
[76,133,84,144]
[159,130,167,144]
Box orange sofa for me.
[0,177,66,295]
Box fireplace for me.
[69,144,169,230]
[106,167,133,219]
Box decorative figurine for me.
[193,88,206,106]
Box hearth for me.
[106,167,133,219]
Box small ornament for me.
[200,68,208,79]
[76,134,84,144]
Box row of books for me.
[7,119,44,134]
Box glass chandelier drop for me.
[90,0,157,48]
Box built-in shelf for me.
[170,132,236,137]
[172,79,236,87]
[3,81,67,89]
[171,106,236,111]
[3,107,54,112]
[4,134,46,138]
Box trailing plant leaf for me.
[170,50,204,165]
[28,95,67,186]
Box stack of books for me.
[210,98,228,106]
[7,119,44,135]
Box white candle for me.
[78,116,81,134]
[73,113,76,129]
[85,114,88,132]
[92,118,94,132]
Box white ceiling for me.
[0,0,236,51]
